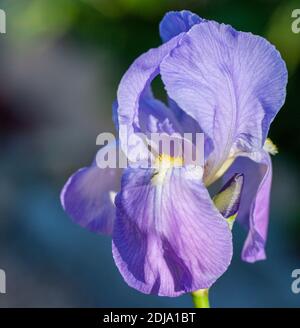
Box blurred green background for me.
[0,0,299,307]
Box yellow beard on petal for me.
[152,154,184,186]
[151,138,277,187]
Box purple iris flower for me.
[61,11,287,297]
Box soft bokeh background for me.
[0,0,299,307]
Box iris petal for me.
[112,166,232,296]
[138,86,181,135]
[224,150,272,262]
[60,144,122,235]
[117,36,183,162]
[160,21,287,184]
[116,34,203,163]
[159,10,203,43]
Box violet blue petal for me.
[160,21,287,183]
[138,86,181,135]
[112,99,119,132]
[224,150,272,262]
[167,98,213,158]
[159,10,203,43]
[60,144,122,235]
[117,35,183,162]
[112,166,232,296]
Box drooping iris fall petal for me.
[112,166,232,296]
[225,150,272,262]
[60,143,122,235]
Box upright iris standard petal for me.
[60,144,122,235]
[159,10,203,43]
[160,21,287,183]
[138,86,181,135]
[117,35,183,162]
[112,166,233,296]
[225,151,272,262]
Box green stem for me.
[191,289,210,308]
